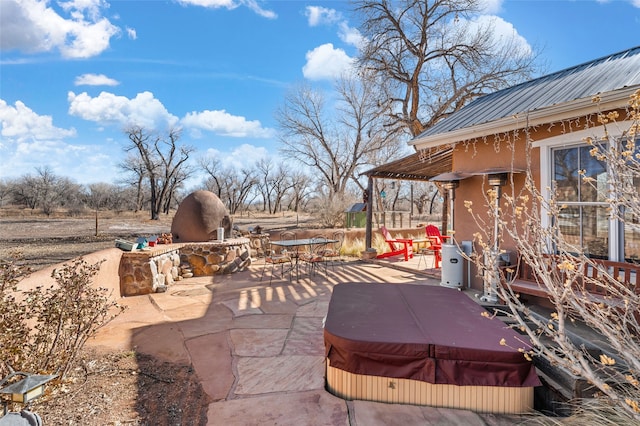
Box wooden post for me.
[365,176,373,249]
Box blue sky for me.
[1,0,640,186]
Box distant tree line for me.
[0,159,437,222]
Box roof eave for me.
[409,86,640,150]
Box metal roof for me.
[414,45,640,141]
[363,147,452,181]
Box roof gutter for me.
[409,86,640,150]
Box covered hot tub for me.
[323,283,540,413]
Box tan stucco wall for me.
[450,132,540,290]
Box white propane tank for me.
[440,243,463,289]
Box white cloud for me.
[68,90,273,141]
[177,0,276,18]
[478,0,504,14]
[243,0,276,18]
[126,27,137,40]
[68,91,179,130]
[454,14,531,57]
[338,22,365,49]
[302,43,354,81]
[481,15,532,56]
[0,98,117,183]
[74,73,120,86]
[305,6,341,26]
[182,110,275,138]
[0,0,120,59]
[305,6,362,48]
[0,99,76,144]
[177,0,236,8]
[204,144,269,169]
[2,139,118,183]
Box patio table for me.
[271,237,338,280]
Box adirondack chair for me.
[376,226,414,261]
[425,225,451,268]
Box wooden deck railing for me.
[507,255,640,304]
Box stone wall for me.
[179,238,251,276]
[118,245,184,297]
[118,238,252,297]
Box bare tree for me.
[287,170,313,213]
[162,165,193,214]
[11,174,40,209]
[354,0,539,137]
[12,167,82,215]
[199,157,224,199]
[124,127,194,220]
[412,182,440,215]
[200,157,257,214]
[85,183,120,235]
[222,167,257,215]
[0,179,12,207]
[119,154,148,212]
[276,72,398,198]
[255,159,294,214]
[85,183,115,210]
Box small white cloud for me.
[0,99,76,144]
[203,144,269,170]
[177,0,276,18]
[244,0,276,18]
[67,91,179,130]
[182,110,275,138]
[177,0,236,8]
[126,27,137,40]
[74,73,120,86]
[305,6,363,49]
[0,0,120,59]
[338,22,365,49]
[303,43,354,80]
[305,6,341,26]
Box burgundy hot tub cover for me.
[324,283,541,388]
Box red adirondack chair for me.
[376,226,414,261]
[425,224,451,268]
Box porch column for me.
[440,184,449,235]
[365,175,373,249]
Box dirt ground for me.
[0,210,318,271]
[0,209,318,425]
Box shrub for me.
[313,194,350,228]
[0,256,126,380]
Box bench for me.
[507,255,640,305]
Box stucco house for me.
[369,46,640,292]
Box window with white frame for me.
[620,139,640,263]
[537,122,640,263]
[551,144,609,259]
